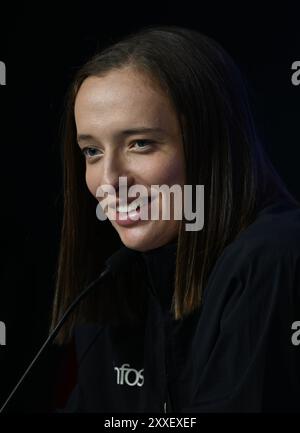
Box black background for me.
[0,1,299,412]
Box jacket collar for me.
[139,239,177,312]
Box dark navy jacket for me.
[60,201,300,413]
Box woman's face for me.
[74,66,186,252]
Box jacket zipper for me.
[164,400,167,413]
[163,309,171,414]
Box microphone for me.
[0,245,138,413]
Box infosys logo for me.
[114,363,144,387]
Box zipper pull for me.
[164,401,167,413]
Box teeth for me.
[116,197,148,213]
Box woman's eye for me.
[131,140,154,150]
[81,147,102,159]
[80,141,153,160]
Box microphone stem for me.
[0,266,110,413]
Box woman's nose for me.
[100,152,132,194]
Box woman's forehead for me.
[74,72,179,139]
[75,69,165,109]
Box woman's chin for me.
[119,232,157,252]
[116,225,175,252]
[109,214,179,251]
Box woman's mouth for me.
[114,196,154,227]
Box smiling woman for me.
[74,68,186,251]
[50,25,300,413]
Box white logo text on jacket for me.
[114,363,144,387]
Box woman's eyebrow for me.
[77,134,99,144]
[77,127,166,144]
[118,127,166,136]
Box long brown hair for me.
[50,25,299,345]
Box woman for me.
[51,25,300,412]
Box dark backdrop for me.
[0,1,299,412]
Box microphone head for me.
[102,245,148,326]
[104,246,141,278]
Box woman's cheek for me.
[159,157,185,186]
[85,168,99,198]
